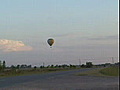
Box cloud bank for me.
[0,39,33,52]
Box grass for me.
[0,68,78,78]
[0,66,119,78]
[77,68,105,76]
[100,66,119,76]
[78,66,119,77]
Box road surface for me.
[0,68,119,90]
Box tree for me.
[0,60,2,71]
[50,65,54,68]
[34,66,37,69]
[81,64,85,68]
[20,64,27,68]
[86,62,93,68]
[27,65,32,68]
[55,65,59,68]
[69,64,73,68]
[3,61,6,69]
[40,66,44,68]
[16,65,20,69]
[11,65,16,69]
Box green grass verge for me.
[0,68,79,78]
[78,66,119,77]
[77,68,105,76]
[100,66,119,76]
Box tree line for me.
[0,60,94,70]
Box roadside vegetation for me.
[100,66,119,76]
[0,68,75,78]
[0,61,93,78]
[0,62,80,78]
[0,60,119,78]
[78,66,119,77]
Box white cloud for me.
[0,39,33,52]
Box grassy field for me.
[78,66,119,77]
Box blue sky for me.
[0,0,118,66]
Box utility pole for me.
[112,57,114,64]
[43,62,45,67]
[79,59,81,67]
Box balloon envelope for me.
[47,38,54,46]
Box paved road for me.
[0,68,119,90]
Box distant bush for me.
[86,62,93,68]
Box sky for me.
[0,0,119,66]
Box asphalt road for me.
[0,68,119,90]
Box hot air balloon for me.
[47,38,54,48]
